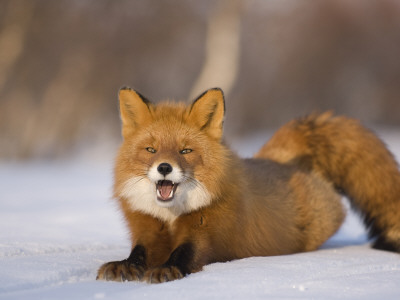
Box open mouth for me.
[156,180,178,201]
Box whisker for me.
[182,175,202,188]
[130,177,146,185]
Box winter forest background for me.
[1,0,400,160]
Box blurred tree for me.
[0,0,399,160]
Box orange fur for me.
[97,88,400,284]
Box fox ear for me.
[119,87,153,138]
[188,88,225,140]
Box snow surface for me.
[1,130,400,299]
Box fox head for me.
[114,87,230,223]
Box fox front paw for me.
[144,266,184,283]
[96,260,145,282]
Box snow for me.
[1,130,400,299]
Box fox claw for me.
[96,260,144,282]
[144,266,183,284]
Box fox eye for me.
[180,148,192,154]
[146,147,157,153]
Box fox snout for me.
[157,163,173,176]
[155,163,177,202]
[146,161,182,204]
[149,161,182,182]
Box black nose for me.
[157,163,173,176]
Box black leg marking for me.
[163,243,194,276]
[126,244,147,268]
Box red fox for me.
[97,87,400,283]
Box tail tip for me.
[372,236,400,253]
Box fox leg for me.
[97,245,147,282]
[98,241,201,283]
[97,208,174,282]
[144,243,196,283]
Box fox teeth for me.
[156,180,177,201]
[156,188,174,199]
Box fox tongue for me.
[157,180,174,200]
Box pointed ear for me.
[188,88,225,140]
[118,87,153,138]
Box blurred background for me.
[1,0,399,161]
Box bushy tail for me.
[256,112,400,252]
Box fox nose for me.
[157,163,173,176]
